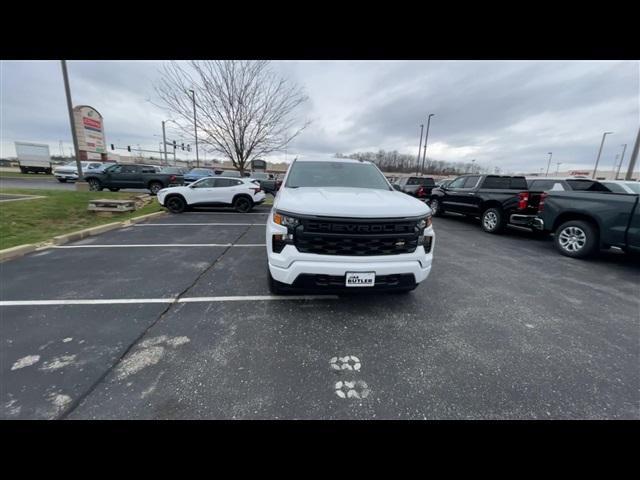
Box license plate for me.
[345,272,375,287]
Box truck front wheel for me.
[554,220,598,258]
[430,198,445,217]
[87,178,102,191]
[481,207,506,234]
[148,182,163,195]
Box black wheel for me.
[554,220,598,258]
[165,195,186,214]
[268,266,287,294]
[481,207,506,234]
[234,196,253,213]
[87,178,102,191]
[430,198,445,217]
[148,182,163,195]
[57,178,67,183]
[108,188,120,192]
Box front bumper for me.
[54,173,79,181]
[266,217,434,286]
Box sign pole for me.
[60,60,84,182]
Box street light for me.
[555,162,562,175]
[188,89,200,168]
[545,152,553,177]
[416,124,424,175]
[592,131,613,179]
[421,114,435,175]
[615,144,627,180]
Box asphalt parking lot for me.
[1,207,638,419]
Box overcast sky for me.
[1,60,638,173]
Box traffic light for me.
[110,144,114,150]
[187,144,191,152]
[181,143,184,151]
[127,146,131,152]
[173,140,176,149]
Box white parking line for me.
[135,223,266,226]
[0,295,338,306]
[52,244,266,248]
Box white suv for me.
[157,177,266,213]
[266,157,435,294]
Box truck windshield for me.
[285,161,391,190]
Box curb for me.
[0,210,167,262]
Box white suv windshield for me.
[285,161,391,190]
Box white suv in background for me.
[157,177,265,213]
[266,157,435,294]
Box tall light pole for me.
[545,152,553,177]
[625,128,639,181]
[60,60,83,183]
[415,124,424,175]
[161,120,169,164]
[421,113,435,175]
[615,144,627,180]
[189,89,200,168]
[592,131,613,179]
[471,159,476,174]
[556,162,562,175]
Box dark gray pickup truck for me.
[533,190,640,258]
[83,163,184,194]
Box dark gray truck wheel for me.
[481,207,506,234]
[554,220,598,258]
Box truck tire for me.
[233,196,253,213]
[481,207,506,234]
[430,198,445,217]
[554,220,598,258]
[148,182,163,195]
[87,178,102,191]
[165,195,186,214]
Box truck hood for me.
[275,187,431,218]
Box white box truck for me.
[15,142,52,174]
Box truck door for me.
[626,197,640,251]
[443,176,481,214]
[118,164,143,189]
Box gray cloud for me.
[1,60,638,173]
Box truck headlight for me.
[417,215,432,230]
[273,211,300,228]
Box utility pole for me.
[162,121,168,164]
[592,131,613,179]
[615,144,627,180]
[471,159,476,174]
[611,154,620,180]
[60,60,83,182]
[415,124,424,175]
[189,89,200,168]
[625,128,639,181]
[556,162,562,175]
[421,114,435,175]
[545,152,553,177]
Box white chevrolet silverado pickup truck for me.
[266,157,435,294]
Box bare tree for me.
[155,61,309,175]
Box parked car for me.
[249,172,280,194]
[393,176,437,199]
[160,166,188,175]
[157,177,265,213]
[525,177,614,192]
[266,158,435,294]
[429,174,544,234]
[184,168,216,184]
[436,179,454,189]
[532,190,640,258]
[83,163,184,194]
[53,161,104,182]
[598,180,640,194]
[218,170,242,178]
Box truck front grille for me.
[295,217,419,256]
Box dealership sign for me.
[73,105,106,154]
